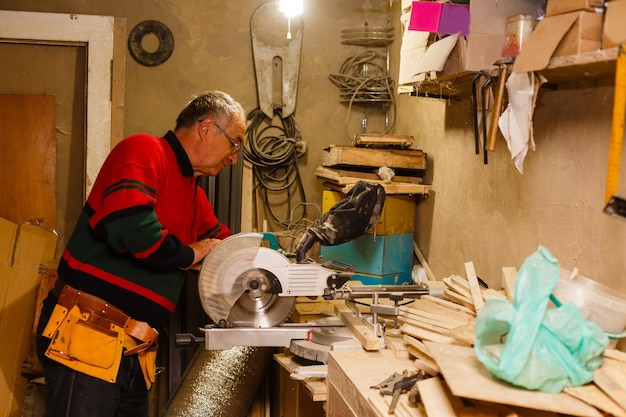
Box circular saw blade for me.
[198,233,296,328]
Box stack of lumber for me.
[315,141,431,195]
[391,262,626,417]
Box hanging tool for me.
[604,45,626,220]
[472,71,495,164]
[251,1,303,119]
[487,56,516,152]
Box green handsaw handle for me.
[605,45,626,204]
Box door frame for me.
[0,10,117,199]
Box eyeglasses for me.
[214,123,241,155]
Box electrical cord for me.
[244,107,307,229]
[329,49,396,139]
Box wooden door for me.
[0,93,56,230]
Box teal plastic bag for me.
[474,246,609,393]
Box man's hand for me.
[183,238,221,270]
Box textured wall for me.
[2,0,625,297]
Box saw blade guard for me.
[198,232,297,328]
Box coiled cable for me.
[243,107,307,229]
[329,49,396,139]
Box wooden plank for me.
[400,323,469,346]
[412,242,436,281]
[564,384,626,417]
[424,341,604,417]
[502,267,518,302]
[399,314,455,334]
[593,357,626,411]
[482,288,508,301]
[354,133,414,148]
[411,298,475,324]
[421,295,476,316]
[399,306,461,328]
[444,289,476,312]
[322,181,430,195]
[322,146,427,170]
[465,262,484,313]
[315,166,423,184]
[326,349,417,417]
[334,304,381,351]
[417,376,461,416]
[605,349,626,363]
[443,276,473,300]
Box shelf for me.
[409,47,620,98]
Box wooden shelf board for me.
[408,47,619,98]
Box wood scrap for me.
[399,306,462,329]
[593,357,626,411]
[482,288,508,301]
[412,242,436,281]
[411,298,475,324]
[605,349,626,363]
[421,294,476,316]
[502,267,518,302]
[334,303,381,351]
[411,353,440,376]
[564,384,626,417]
[443,276,473,300]
[444,289,476,312]
[423,341,603,417]
[448,323,476,346]
[316,166,422,184]
[322,145,427,170]
[465,261,484,313]
[354,133,414,148]
[401,323,469,346]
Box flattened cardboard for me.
[514,12,581,73]
[546,0,604,16]
[603,0,626,49]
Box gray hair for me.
[175,91,245,130]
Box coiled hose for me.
[243,107,307,228]
[328,49,396,138]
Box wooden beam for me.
[334,303,380,351]
[464,262,484,313]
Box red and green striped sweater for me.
[58,131,230,329]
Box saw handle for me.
[261,232,279,250]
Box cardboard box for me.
[554,10,602,56]
[514,10,602,72]
[467,0,546,70]
[603,0,626,49]
[546,0,604,16]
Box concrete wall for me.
[1,0,625,297]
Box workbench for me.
[273,352,327,417]
[326,349,418,417]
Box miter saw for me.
[176,182,444,361]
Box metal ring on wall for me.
[128,20,174,67]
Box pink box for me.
[409,1,443,32]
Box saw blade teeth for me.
[198,232,297,328]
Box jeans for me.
[36,292,149,417]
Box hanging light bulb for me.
[279,0,303,39]
[279,0,303,18]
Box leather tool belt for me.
[43,284,159,387]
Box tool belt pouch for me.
[42,295,125,383]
